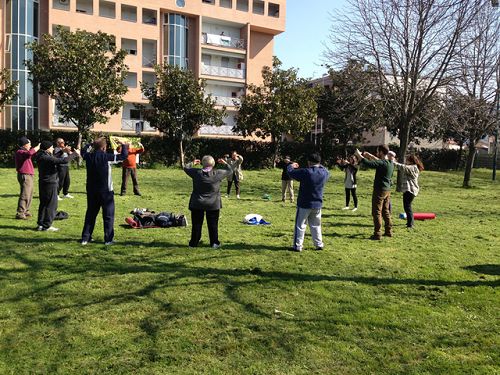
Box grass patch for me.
[0,167,498,374]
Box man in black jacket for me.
[35,140,79,231]
[81,138,128,245]
[184,155,232,248]
[54,138,74,200]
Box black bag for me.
[54,211,69,220]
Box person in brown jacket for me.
[118,143,144,196]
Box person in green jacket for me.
[355,146,394,240]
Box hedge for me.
[0,129,465,171]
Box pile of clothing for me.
[125,208,188,229]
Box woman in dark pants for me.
[337,156,359,211]
[184,155,232,248]
[393,155,424,229]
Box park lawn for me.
[0,166,498,374]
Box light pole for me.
[493,91,499,181]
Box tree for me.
[316,60,381,156]
[439,3,500,187]
[141,64,225,167]
[325,0,481,189]
[0,69,18,110]
[234,57,318,166]
[26,27,128,148]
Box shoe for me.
[63,194,74,199]
[290,200,294,203]
[236,195,240,199]
[81,241,88,245]
[57,196,63,201]
[36,226,44,231]
[289,247,302,252]
[281,199,285,202]
[134,192,142,196]
[369,235,381,241]
[225,194,229,198]
[383,233,393,237]
[16,214,27,220]
[352,207,358,212]
[104,241,114,246]
[315,246,324,251]
[25,212,33,217]
[342,206,350,210]
[45,226,59,232]
[211,243,221,249]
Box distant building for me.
[0,0,286,138]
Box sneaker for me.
[16,214,27,220]
[383,233,393,238]
[57,196,63,201]
[36,226,44,231]
[104,241,114,246]
[369,235,381,241]
[289,247,302,252]
[236,195,240,199]
[352,207,358,212]
[225,195,229,198]
[342,206,350,210]
[63,194,74,199]
[25,212,33,217]
[81,241,88,245]
[315,246,324,251]
[134,192,142,196]
[45,226,59,232]
[211,243,221,249]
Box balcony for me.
[211,96,241,107]
[121,119,155,132]
[201,64,245,79]
[202,33,246,50]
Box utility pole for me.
[493,91,499,181]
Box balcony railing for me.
[201,64,245,79]
[142,55,157,68]
[202,33,246,50]
[210,96,241,107]
[121,119,155,132]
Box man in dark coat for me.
[35,140,79,231]
[54,138,74,200]
[184,155,232,248]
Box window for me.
[236,0,249,11]
[76,0,93,15]
[268,3,279,17]
[121,4,137,22]
[142,39,157,67]
[130,109,141,119]
[53,0,70,11]
[121,38,137,55]
[99,0,115,18]
[124,72,137,88]
[252,0,264,15]
[142,8,157,25]
[220,0,232,8]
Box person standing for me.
[119,142,144,196]
[54,138,74,200]
[14,137,40,220]
[81,138,128,245]
[184,155,232,248]
[225,151,243,199]
[337,156,359,211]
[35,140,79,231]
[279,156,294,203]
[355,146,394,240]
[393,155,424,229]
[287,153,330,252]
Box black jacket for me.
[184,165,232,210]
[82,144,128,193]
[279,161,293,181]
[54,147,70,168]
[36,151,78,185]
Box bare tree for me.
[439,3,500,187]
[325,0,481,188]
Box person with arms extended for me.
[336,155,359,211]
[35,140,80,231]
[81,138,128,245]
[393,155,424,229]
[287,153,330,252]
[54,138,74,200]
[225,151,244,199]
[184,155,232,248]
[355,145,394,240]
[119,142,144,196]
[279,156,294,203]
[14,137,40,220]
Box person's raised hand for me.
[193,159,201,165]
[217,158,227,164]
[354,149,363,159]
[34,143,41,152]
[292,162,299,169]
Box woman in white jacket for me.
[393,155,424,229]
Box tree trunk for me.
[456,141,463,171]
[463,144,477,188]
[179,139,185,168]
[271,134,280,168]
[76,131,83,168]
[396,121,411,192]
[342,142,348,158]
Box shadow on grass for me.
[463,264,500,276]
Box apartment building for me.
[0,0,286,137]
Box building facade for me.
[0,0,286,137]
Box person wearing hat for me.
[35,140,80,231]
[14,137,40,219]
[287,153,330,252]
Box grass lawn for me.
[0,166,498,374]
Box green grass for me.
[0,166,498,374]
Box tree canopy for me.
[0,69,18,111]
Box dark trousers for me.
[227,174,240,195]
[121,168,140,194]
[345,188,358,208]
[81,191,115,243]
[371,190,392,238]
[403,192,415,228]
[189,209,220,247]
[57,167,70,195]
[37,183,58,229]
